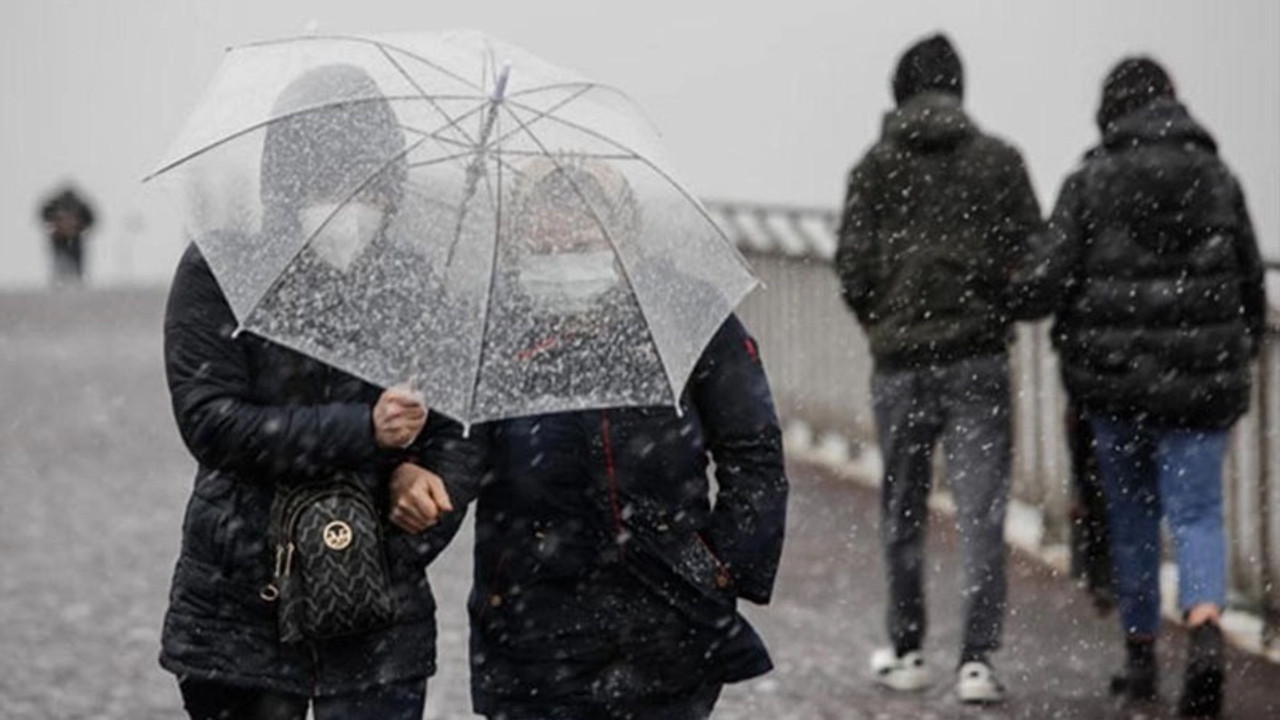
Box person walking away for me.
[834,32,1049,704]
[1046,57,1265,717]
[40,186,95,285]
[160,64,483,720]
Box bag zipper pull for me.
[257,543,285,599]
[259,542,290,602]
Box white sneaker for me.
[871,648,932,691]
[956,661,1006,704]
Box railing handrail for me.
[708,199,1280,331]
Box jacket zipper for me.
[696,532,733,590]
[485,554,510,609]
[600,411,625,558]
[313,366,328,695]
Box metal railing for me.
[706,199,1280,648]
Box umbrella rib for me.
[404,149,490,170]
[493,102,681,408]
[506,82,666,139]
[395,100,523,187]
[377,44,481,148]
[490,150,637,161]
[235,135,432,329]
[454,85,598,190]
[237,34,485,93]
[443,59,512,268]
[145,96,482,181]
[461,111,506,427]
[400,121,525,186]
[396,98,489,150]
[486,84,594,151]
[500,98,757,279]
[504,81,603,98]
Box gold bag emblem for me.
[323,520,353,551]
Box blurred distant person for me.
[835,32,1050,704]
[1046,57,1265,717]
[40,186,95,285]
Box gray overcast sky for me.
[2,0,1277,286]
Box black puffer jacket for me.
[159,244,482,696]
[1049,99,1266,429]
[835,92,1046,370]
[468,315,787,715]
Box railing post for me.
[1258,332,1278,649]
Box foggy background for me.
[2,0,1277,288]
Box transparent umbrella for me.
[148,30,758,426]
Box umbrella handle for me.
[491,61,511,104]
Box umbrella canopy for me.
[149,30,758,426]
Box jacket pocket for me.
[624,529,737,630]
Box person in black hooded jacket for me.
[1046,57,1265,718]
[393,159,789,720]
[834,33,1047,704]
[159,64,482,720]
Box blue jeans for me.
[1089,417,1230,637]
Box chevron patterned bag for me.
[262,475,397,643]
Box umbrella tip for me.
[491,61,512,103]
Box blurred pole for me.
[1259,317,1277,649]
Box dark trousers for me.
[870,353,1011,661]
[178,676,426,720]
[1066,402,1114,608]
[487,683,722,720]
[50,235,84,283]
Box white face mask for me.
[299,202,385,271]
[518,250,620,315]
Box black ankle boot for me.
[1179,622,1224,717]
[1110,636,1157,701]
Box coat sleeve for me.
[164,244,382,480]
[996,149,1057,320]
[393,416,489,565]
[834,155,882,325]
[691,315,788,605]
[1229,180,1267,357]
[1036,169,1090,320]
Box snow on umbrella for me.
[147,30,758,426]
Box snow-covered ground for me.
[3,288,1279,719]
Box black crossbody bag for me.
[260,474,397,642]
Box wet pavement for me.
[2,288,1278,719]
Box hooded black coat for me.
[835,92,1047,370]
[1049,99,1266,429]
[159,243,483,696]
[467,314,788,715]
